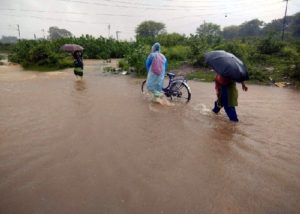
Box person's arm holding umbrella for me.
[241,81,248,91]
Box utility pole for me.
[116,31,121,40]
[41,29,45,39]
[281,0,289,41]
[34,34,36,40]
[17,24,20,39]
[108,24,111,38]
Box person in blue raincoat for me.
[145,43,168,98]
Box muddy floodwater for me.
[1,60,300,214]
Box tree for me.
[262,19,282,36]
[0,36,18,43]
[48,27,72,40]
[196,22,221,37]
[223,26,240,40]
[290,12,300,37]
[135,21,166,38]
[239,19,264,37]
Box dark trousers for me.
[212,86,239,122]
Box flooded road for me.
[1,60,300,214]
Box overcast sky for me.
[0,0,299,40]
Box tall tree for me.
[239,19,264,37]
[290,12,300,37]
[196,22,221,37]
[48,27,72,40]
[262,19,282,36]
[135,21,166,38]
[223,26,240,40]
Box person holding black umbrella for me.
[205,50,249,122]
[60,44,84,80]
[73,51,84,80]
[212,74,248,122]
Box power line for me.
[59,0,284,11]
[0,5,293,26]
[69,0,282,8]
[0,13,109,25]
[0,0,288,21]
[0,0,294,19]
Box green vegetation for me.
[186,71,216,82]
[0,43,14,53]
[124,43,149,76]
[8,40,73,70]
[5,13,300,85]
[8,35,132,70]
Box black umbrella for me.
[60,44,84,53]
[205,50,249,82]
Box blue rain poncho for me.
[146,43,168,97]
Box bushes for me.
[280,46,299,59]
[118,59,130,71]
[164,45,191,61]
[292,59,300,80]
[247,65,269,82]
[0,43,14,52]
[9,36,132,70]
[257,36,284,55]
[28,43,52,65]
[215,40,254,64]
[125,43,150,76]
[280,56,300,81]
[156,33,186,47]
[9,40,73,69]
[187,34,222,66]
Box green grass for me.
[186,70,216,82]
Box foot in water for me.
[152,96,174,106]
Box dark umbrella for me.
[60,44,84,53]
[205,50,249,82]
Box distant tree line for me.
[223,13,300,39]
[0,36,18,44]
[136,13,300,41]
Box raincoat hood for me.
[152,42,161,52]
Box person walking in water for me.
[212,74,248,122]
[145,42,168,99]
[73,51,84,80]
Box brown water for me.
[1,60,300,214]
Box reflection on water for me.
[0,60,300,214]
[74,79,86,91]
